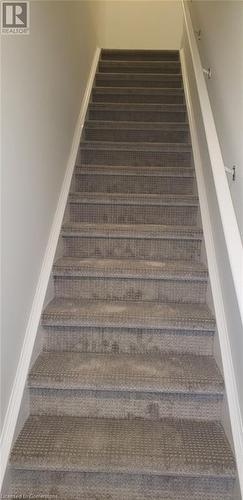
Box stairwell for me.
[8,49,236,499]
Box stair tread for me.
[75,164,194,177]
[42,298,215,330]
[96,71,182,77]
[53,257,207,280]
[7,485,236,500]
[62,222,203,239]
[85,120,189,130]
[69,192,198,206]
[7,488,236,500]
[99,60,181,66]
[93,86,184,93]
[11,415,235,477]
[80,141,191,152]
[90,102,186,111]
[29,351,223,394]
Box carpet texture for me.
[8,48,236,499]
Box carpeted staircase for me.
[9,49,236,499]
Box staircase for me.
[9,49,236,499]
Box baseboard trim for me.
[180,48,243,495]
[0,46,101,489]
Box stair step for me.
[69,192,198,206]
[9,469,236,500]
[42,298,215,331]
[99,60,181,74]
[101,49,180,61]
[76,164,194,175]
[80,141,192,168]
[89,102,187,122]
[92,86,185,104]
[68,193,198,226]
[10,416,235,479]
[85,120,189,130]
[53,257,207,279]
[89,102,186,112]
[75,164,195,195]
[62,222,203,237]
[80,140,191,152]
[96,72,183,88]
[29,351,223,420]
[29,351,222,394]
[53,257,207,303]
[44,325,215,357]
[84,121,190,143]
[62,222,203,261]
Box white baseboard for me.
[180,48,243,496]
[0,46,101,489]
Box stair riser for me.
[96,75,182,88]
[44,327,214,356]
[84,128,190,143]
[89,109,187,122]
[10,470,234,500]
[54,276,207,304]
[80,149,192,167]
[92,91,185,104]
[99,62,181,74]
[63,236,202,262]
[30,388,222,421]
[69,203,198,226]
[101,50,180,61]
[75,174,194,195]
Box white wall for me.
[1,0,183,432]
[181,12,243,496]
[97,0,183,49]
[182,25,243,421]
[1,0,99,429]
[189,1,243,241]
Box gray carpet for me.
[8,48,236,499]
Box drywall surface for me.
[1,0,183,436]
[182,28,243,499]
[1,0,98,428]
[98,0,183,49]
[189,1,243,241]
